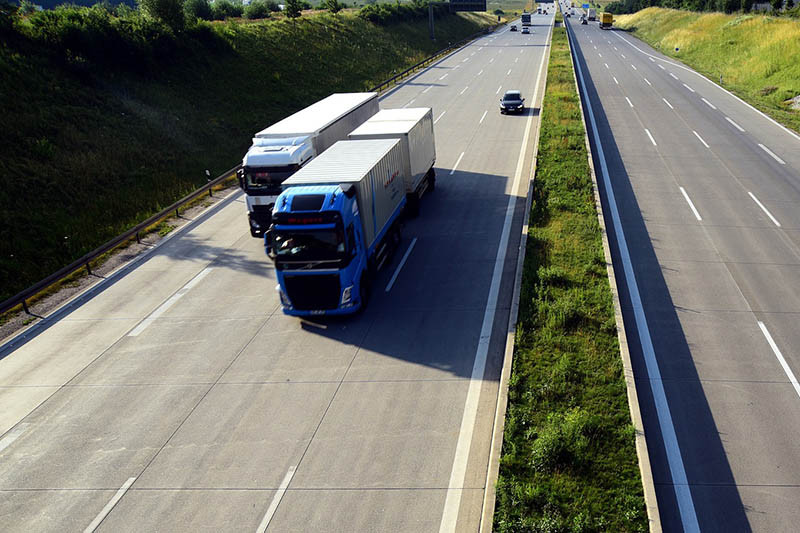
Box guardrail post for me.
[175,208,180,218]
[136,232,140,244]
[85,262,92,276]
[22,299,30,315]
[209,188,213,198]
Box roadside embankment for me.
[493,23,648,533]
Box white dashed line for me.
[658,64,665,70]
[386,238,417,292]
[758,144,786,165]
[423,85,432,93]
[645,128,657,146]
[693,130,710,148]
[460,86,468,95]
[663,98,674,109]
[404,99,416,108]
[604,63,609,69]
[759,322,800,399]
[749,191,782,226]
[599,53,603,58]
[683,83,695,93]
[701,97,716,110]
[450,152,465,175]
[496,85,502,94]
[507,69,512,75]
[439,73,448,80]
[84,477,137,533]
[679,187,702,221]
[256,467,297,533]
[631,64,637,71]
[725,116,745,132]
[669,72,678,80]
[489,57,494,63]
[434,110,446,124]
[480,110,488,124]
[625,96,633,108]
[128,267,212,337]
[644,77,652,86]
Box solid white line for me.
[404,99,416,108]
[748,191,781,226]
[701,97,716,110]
[478,69,484,76]
[496,85,502,95]
[128,267,212,337]
[434,111,446,124]
[625,96,633,108]
[0,424,28,454]
[507,69,512,75]
[679,187,702,221]
[479,110,488,124]
[567,21,700,533]
[256,466,296,533]
[758,144,786,165]
[423,85,432,93]
[460,86,468,95]
[645,128,657,146]
[439,19,550,533]
[449,152,465,175]
[385,237,417,292]
[604,63,609,69]
[759,322,800,399]
[683,83,695,93]
[644,77,652,86]
[631,64,637,71]
[669,72,678,80]
[84,477,136,533]
[613,76,618,84]
[693,130,710,149]
[725,116,745,132]
[663,97,674,109]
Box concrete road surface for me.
[565,6,800,532]
[0,15,552,532]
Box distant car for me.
[565,12,570,17]
[510,24,517,31]
[581,16,587,24]
[500,90,525,114]
[522,27,530,34]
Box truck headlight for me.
[250,218,260,228]
[341,285,353,305]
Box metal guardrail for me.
[2,21,505,319]
[1,164,241,317]
[369,23,503,93]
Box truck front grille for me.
[284,274,341,311]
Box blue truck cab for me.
[266,139,407,316]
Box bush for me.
[139,0,186,31]
[210,0,243,19]
[324,0,343,14]
[185,0,212,20]
[285,0,302,17]
[243,0,271,18]
[358,1,446,25]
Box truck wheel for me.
[250,227,262,238]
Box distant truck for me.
[600,12,613,28]
[267,139,406,315]
[521,11,531,25]
[348,108,436,217]
[238,92,379,238]
[587,7,596,20]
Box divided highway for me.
[565,6,800,532]
[0,15,553,532]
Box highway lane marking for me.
[462,57,469,63]
[385,237,417,292]
[515,57,519,63]
[507,69,512,75]
[439,18,550,533]
[725,116,745,132]
[489,57,494,63]
[0,423,28,454]
[84,477,136,533]
[693,130,710,148]
[658,64,665,70]
[449,152,465,175]
[701,97,717,110]
[478,69,484,76]
[479,47,483,51]
[403,99,416,108]
[593,45,597,49]
[759,322,800,399]
[669,72,678,80]
[614,46,618,50]
[625,96,634,108]
[749,191,782,226]
[460,86,469,95]
[434,110,446,124]
[598,53,603,58]
[128,267,213,337]
[604,63,609,69]
[496,85,502,94]
[645,128,657,146]
[256,466,296,533]
[683,83,696,93]
[423,86,432,93]
[439,73,448,81]
[479,110,488,124]
[663,98,674,109]
[613,76,618,84]
[679,187,703,221]
[613,31,800,143]
[568,21,701,533]
[621,53,626,58]
[471,52,476,56]
[631,64,637,71]
[644,77,652,86]
[759,143,786,165]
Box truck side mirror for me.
[237,168,245,190]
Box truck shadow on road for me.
[571,35,751,532]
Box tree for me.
[741,0,754,11]
[787,0,795,8]
[185,0,212,20]
[139,0,186,31]
[285,0,302,17]
[244,0,272,18]
[325,0,343,13]
[770,0,783,11]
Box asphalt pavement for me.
[0,14,553,532]
[565,5,800,531]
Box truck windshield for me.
[245,165,299,194]
[273,228,345,263]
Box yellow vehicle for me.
[600,12,613,29]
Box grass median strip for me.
[493,24,647,532]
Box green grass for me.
[493,25,647,532]
[615,8,800,134]
[0,8,494,303]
